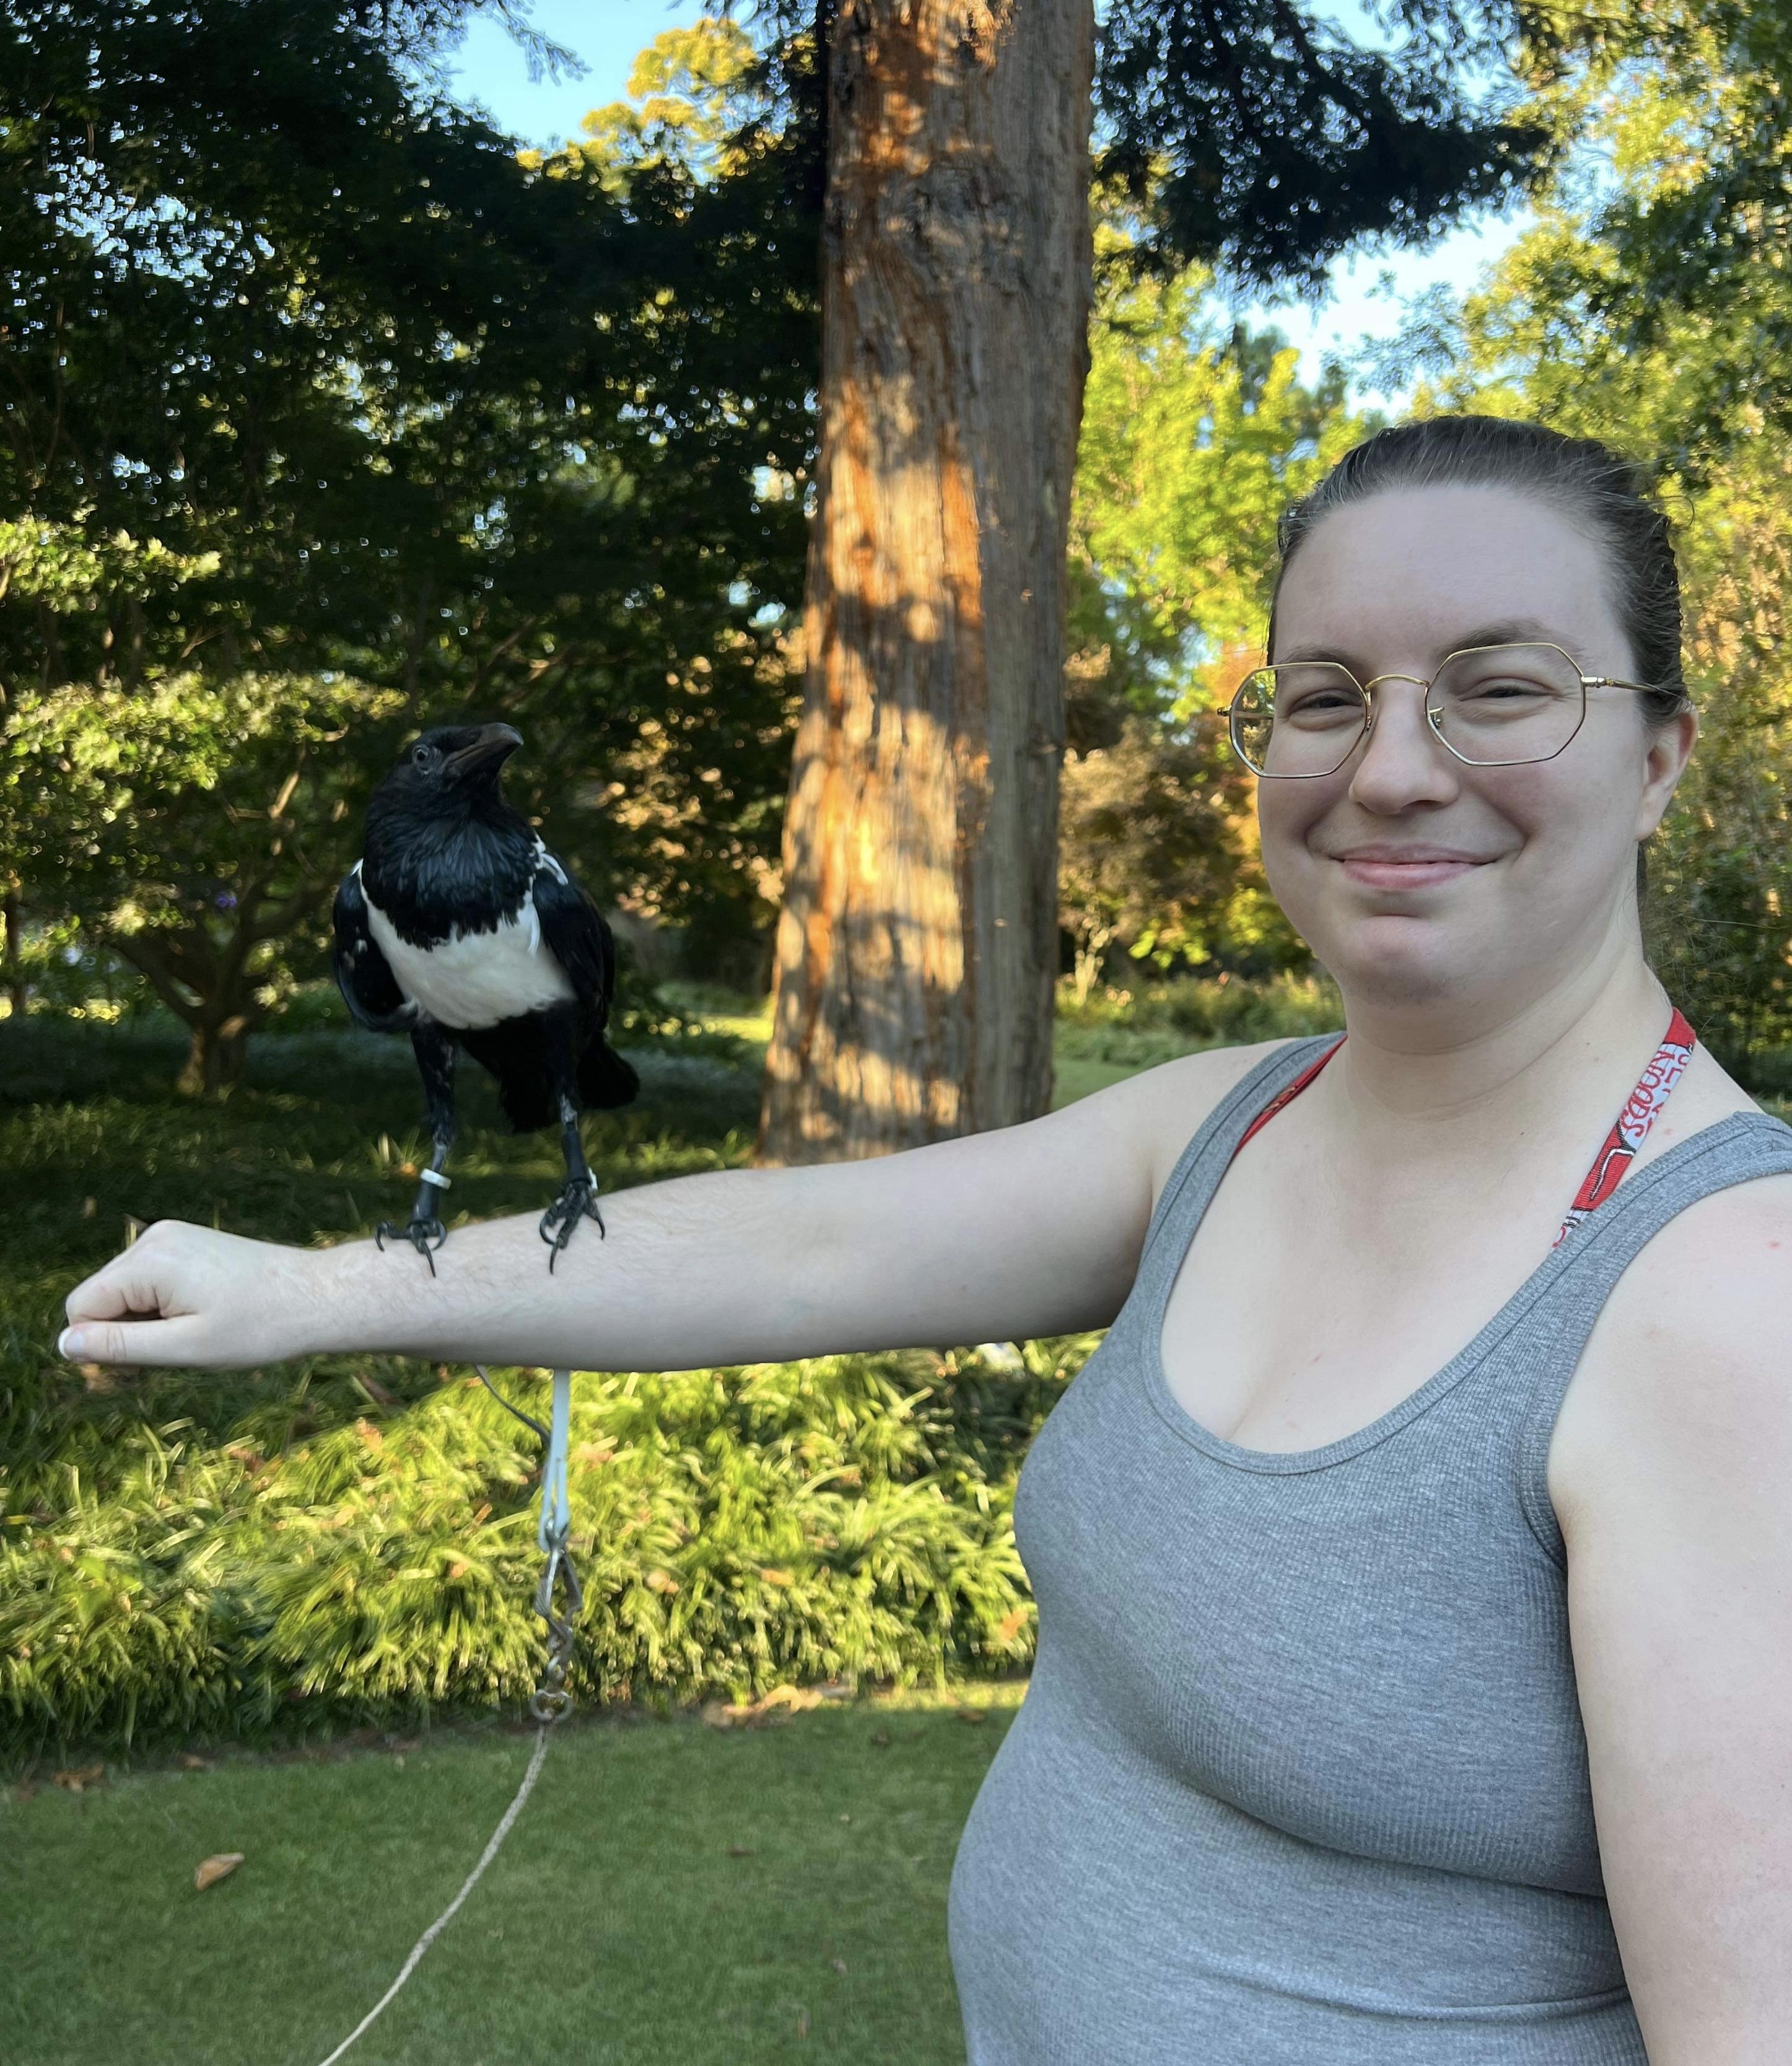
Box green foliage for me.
[1054,971,1344,1072]
[0,1020,1072,1759]
[543,17,763,196]
[1058,244,1357,989]
[1510,1,1792,471]
[1,4,819,1065]
[1089,0,1551,287]
[1,1346,1073,1757]
[4,669,411,1090]
[1073,248,1365,701]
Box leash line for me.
[310,1365,580,2065]
[310,1723,552,2066]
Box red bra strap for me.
[1228,1009,1698,1250]
[1231,1035,1347,1158]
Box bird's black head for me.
[372,722,525,825]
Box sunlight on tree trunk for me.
[757,0,1095,1165]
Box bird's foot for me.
[375,1214,449,1278]
[539,1176,605,1272]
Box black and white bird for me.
[331,721,639,1271]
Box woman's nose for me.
[1346,678,1462,812]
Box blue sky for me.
[444,2,1527,402]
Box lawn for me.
[3,1686,1022,2066]
[0,986,1231,2065]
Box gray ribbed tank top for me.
[948,1034,1792,2065]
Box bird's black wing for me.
[531,843,639,1111]
[331,865,416,1033]
[531,844,615,1012]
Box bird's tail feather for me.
[579,1037,640,1110]
[458,1018,639,1132]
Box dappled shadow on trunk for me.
[758,0,1096,1165]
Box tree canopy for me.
[1,2,820,1080]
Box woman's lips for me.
[1335,854,1487,889]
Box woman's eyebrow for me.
[1445,617,1567,653]
[1272,618,1570,668]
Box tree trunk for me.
[756,0,1095,1165]
[177,1013,252,1098]
[113,919,283,1098]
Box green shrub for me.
[1,1341,1085,1761]
[0,1015,1085,1763]
[1054,971,1343,1070]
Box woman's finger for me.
[64,1251,193,1329]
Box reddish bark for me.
[759,0,1096,1163]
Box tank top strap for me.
[1134,1035,1342,1310]
[1512,1107,1792,1567]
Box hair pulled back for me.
[1269,415,1693,731]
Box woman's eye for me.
[1282,691,1362,723]
[1458,678,1547,701]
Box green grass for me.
[3,1686,1021,2066]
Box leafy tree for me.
[1511,1,1792,473]
[1056,245,1360,996]
[0,5,818,1082]
[4,670,405,1092]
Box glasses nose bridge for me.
[1358,668,1434,701]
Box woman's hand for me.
[60,1219,329,1372]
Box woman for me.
[61,416,1792,2060]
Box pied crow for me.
[331,721,639,1271]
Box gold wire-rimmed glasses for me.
[1226,641,1663,779]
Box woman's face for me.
[1259,483,1695,1027]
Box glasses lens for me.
[1428,644,1584,766]
[1231,663,1368,777]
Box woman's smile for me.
[1328,843,1495,890]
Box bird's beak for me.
[444,724,524,779]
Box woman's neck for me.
[1322,929,1672,1151]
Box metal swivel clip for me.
[476,1364,580,1726]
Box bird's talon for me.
[538,1180,603,1269]
[375,1215,448,1276]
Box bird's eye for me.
[413,746,432,768]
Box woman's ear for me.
[1635,704,1698,841]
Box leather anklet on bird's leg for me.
[538,1095,606,1271]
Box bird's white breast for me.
[362,882,575,1030]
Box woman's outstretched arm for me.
[59,1048,1242,1375]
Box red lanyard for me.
[1231,1010,1698,1249]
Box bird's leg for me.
[538,1090,605,1272]
[375,1020,457,1275]
[537,1009,604,1272]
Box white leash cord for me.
[310,1367,577,2066]
[310,1724,551,2066]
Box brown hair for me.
[1270,414,1692,726]
[1267,414,1695,899]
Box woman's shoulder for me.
[1554,1063,1792,1549]
[1108,1034,1322,1214]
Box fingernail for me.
[58,1328,85,1359]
